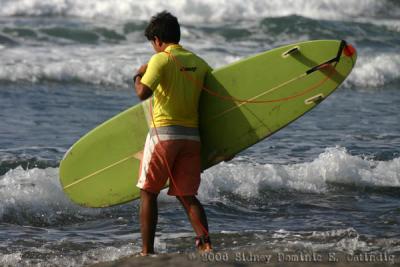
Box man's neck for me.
[158,42,179,52]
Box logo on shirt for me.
[180,67,197,72]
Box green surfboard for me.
[59,40,356,207]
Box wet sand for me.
[91,250,398,267]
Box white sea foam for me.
[0,44,235,88]
[0,166,101,225]
[0,243,138,267]
[0,252,23,266]
[69,243,138,266]
[0,45,143,88]
[345,52,400,89]
[199,147,400,200]
[1,43,398,89]
[270,228,369,254]
[1,147,397,222]
[0,0,397,22]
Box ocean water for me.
[1,0,400,266]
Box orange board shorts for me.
[136,126,201,196]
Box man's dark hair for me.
[144,11,180,43]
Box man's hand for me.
[134,63,152,101]
[224,155,235,162]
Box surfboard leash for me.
[141,40,354,242]
[148,100,210,239]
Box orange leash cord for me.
[148,100,210,238]
[146,43,345,240]
[164,51,339,104]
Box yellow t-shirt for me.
[141,44,212,128]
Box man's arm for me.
[134,64,153,101]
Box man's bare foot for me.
[138,250,156,257]
[195,235,212,253]
[198,242,212,253]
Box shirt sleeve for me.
[141,53,168,91]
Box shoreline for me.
[91,250,399,267]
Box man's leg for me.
[176,195,211,251]
[176,195,209,235]
[140,189,158,255]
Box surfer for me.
[133,11,212,256]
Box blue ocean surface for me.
[0,0,399,266]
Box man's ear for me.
[154,36,162,48]
[154,36,160,46]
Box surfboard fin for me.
[282,46,300,58]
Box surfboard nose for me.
[343,43,356,57]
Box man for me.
[133,11,212,256]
